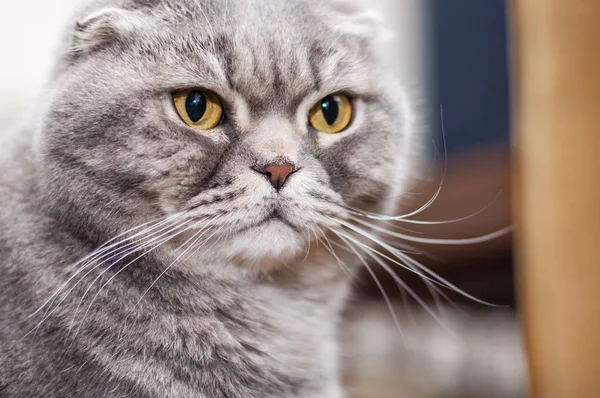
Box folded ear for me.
[71,7,142,55]
[335,10,391,39]
[333,8,395,42]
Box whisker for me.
[329,217,501,306]
[159,224,226,278]
[67,215,188,276]
[349,176,444,222]
[362,247,453,334]
[332,230,406,346]
[30,214,185,320]
[311,228,320,257]
[332,224,459,335]
[351,216,513,246]
[386,127,448,221]
[358,232,460,316]
[302,228,312,263]
[334,205,424,232]
[390,247,503,308]
[331,227,446,288]
[316,233,357,281]
[65,231,185,346]
[336,105,501,226]
[66,220,194,309]
[396,275,417,327]
[23,218,196,340]
[420,278,465,314]
[136,215,222,305]
[69,217,212,336]
[65,213,184,273]
[342,189,502,225]
[424,279,448,324]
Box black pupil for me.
[185,91,207,123]
[321,96,339,125]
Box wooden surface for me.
[511,1,600,396]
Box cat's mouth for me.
[236,208,299,234]
[208,205,307,264]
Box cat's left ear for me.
[70,7,144,56]
[333,9,395,42]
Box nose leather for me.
[261,163,294,191]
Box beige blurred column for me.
[511,1,600,397]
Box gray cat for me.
[0,0,417,396]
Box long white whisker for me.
[362,247,453,333]
[68,221,193,307]
[332,230,406,346]
[317,234,357,281]
[29,214,185,320]
[336,207,425,232]
[136,216,222,305]
[359,231,460,314]
[156,225,225,281]
[311,228,320,257]
[70,218,209,329]
[396,276,416,326]
[65,213,184,272]
[331,228,446,288]
[386,125,448,221]
[23,219,195,340]
[390,247,502,307]
[343,190,502,225]
[351,217,513,246]
[68,214,187,276]
[302,228,312,263]
[24,220,197,337]
[66,232,183,344]
[330,217,501,306]
[421,278,464,313]
[338,106,450,223]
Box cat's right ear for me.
[70,8,142,56]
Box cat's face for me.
[40,0,413,269]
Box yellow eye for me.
[173,89,224,130]
[309,94,352,134]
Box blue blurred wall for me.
[432,0,510,154]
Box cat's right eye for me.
[173,89,224,130]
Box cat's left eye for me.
[173,89,224,130]
[309,94,353,134]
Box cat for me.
[0,0,418,396]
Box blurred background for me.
[0,0,522,397]
[343,1,521,397]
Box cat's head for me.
[39,0,416,271]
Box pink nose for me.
[261,163,294,191]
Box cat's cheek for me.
[154,184,189,214]
[142,164,219,215]
[193,129,231,146]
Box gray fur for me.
[0,0,416,396]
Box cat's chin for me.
[217,219,306,267]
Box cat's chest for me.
[91,311,339,398]
[75,281,340,397]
